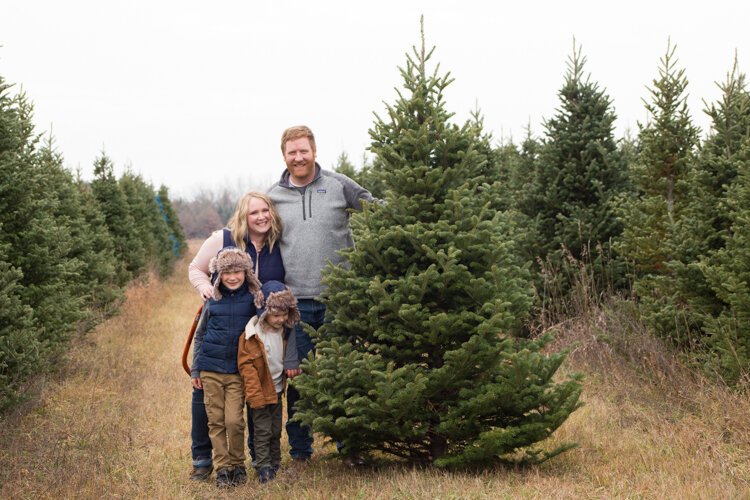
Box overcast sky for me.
[2,1,748,198]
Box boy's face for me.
[220,270,245,290]
[264,311,289,330]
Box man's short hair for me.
[281,125,316,153]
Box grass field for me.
[1,243,749,499]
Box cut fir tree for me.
[292,25,583,467]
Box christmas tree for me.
[292,25,582,466]
[157,184,187,260]
[526,42,626,263]
[617,42,703,343]
[697,59,750,383]
[91,152,146,284]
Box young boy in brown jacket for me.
[238,280,300,483]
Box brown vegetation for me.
[1,242,749,499]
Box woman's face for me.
[246,197,272,237]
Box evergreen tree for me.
[157,184,187,261]
[0,80,39,407]
[74,174,122,313]
[332,151,358,178]
[0,86,84,346]
[696,59,750,382]
[357,154,388,199]
[90,153,145,284]
[492,137,527,213]
[699,142,750,383]
[617,42,702,343]
[292,28,581,466]
[515,128,543,215]
[695,56,750,249]
[0,243,39,411]
[119,171,173,275]
[333,151,387,199]
[530,43,626,262]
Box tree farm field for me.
[1,242,749,499]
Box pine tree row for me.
[314,30,749,465]
[337,40,750,387]
[0,75,186,411]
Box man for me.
[267,125,374,463]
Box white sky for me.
[2,1,748,198]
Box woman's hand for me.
[191,377,203,389]
[286,368,302,379]
[199,285,214,301]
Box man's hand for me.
[191,377,203,389]
[286,368,302,379]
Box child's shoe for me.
[232,465,247,486]
[215,468,234,488]
[257,466,276,484]
[189,465,213,481]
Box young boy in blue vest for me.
[238,280,300,483]
[192,247,260,488]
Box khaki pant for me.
[200,371,245,471]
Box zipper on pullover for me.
[299,188,313,221]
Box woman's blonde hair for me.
[227,191,282,252]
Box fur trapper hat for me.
[253,280,300,328]
[209,246,261,300]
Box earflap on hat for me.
[244,269,261,296]
[208,255,224,300]
[254,289,266,309]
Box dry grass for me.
[1,242,750,499]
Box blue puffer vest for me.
[195,283,255,374]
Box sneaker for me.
[189,464,213,481]
[257,466,276,484]
[231,465,247,486]
[215,468,234,488]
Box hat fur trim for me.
[208,247,261,300]
[255,286,300,328]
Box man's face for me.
[283,137,316,185]
[220,270,245,290]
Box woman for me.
[187,191,285,482]
[189,191,284,297]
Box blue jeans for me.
[191,388,256,467]
[286,299,326,459]
[191,388,212,467]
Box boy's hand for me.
[191,377,203,389]
[286,368,302,379]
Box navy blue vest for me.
[195,284,254,374]
[222,228,285,284]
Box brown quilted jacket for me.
[237,317,297,408]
